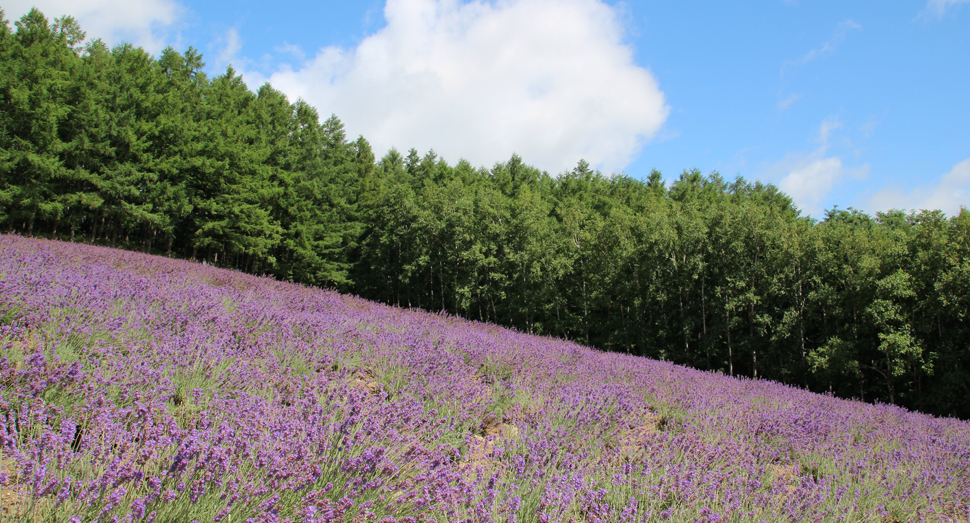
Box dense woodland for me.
[2,9,969,419]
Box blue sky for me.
[6,0,968,217]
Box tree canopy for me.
[3,9,969,419]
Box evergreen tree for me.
[3,6,969,419]
[2,9,79,236]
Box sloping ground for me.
[0,235,968,522]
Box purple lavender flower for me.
[1,235,968,522]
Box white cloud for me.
[3,0,182,53]
[775,156,870,217]
[921,0,970,18]
[816,115,842,149]
[212,28,242,71]
[868,159,970,216]
[765,116,869,217]
[275,42,306,61]
[777,93,801,110]
[250,0,668,174]
[858,115,881,139]
[782,19,861,76]
[778,157,844,213]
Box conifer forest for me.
[2,9,969,419]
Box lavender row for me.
[1,234,968,522]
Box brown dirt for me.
[0,451,26,520]
[481,413,519,439]
[459,414,522,474]
[767,463,800,497]
[351,369,383,396]
[461,435,499,473]
[611,409,660,462]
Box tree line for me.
[2,9,969,419]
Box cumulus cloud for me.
[766,116,869,217]
[779,158,843,211]
[868,159,970,216]
[3,0,182,53]
[776,156,869,217]
[252,0,669,174]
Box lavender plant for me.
[0,235,968,522]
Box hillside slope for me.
[1,235,968,522]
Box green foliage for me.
[3,8,969,419]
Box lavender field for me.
[0,235,968,522]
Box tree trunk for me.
[753,347,758,380]
[701,272,708,367]
[728,324,734,377]
[750,300,757,379]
